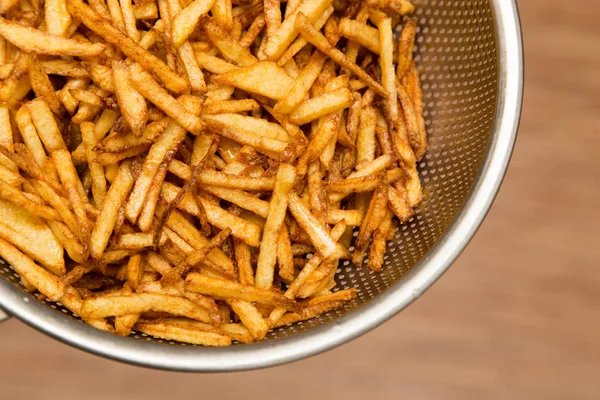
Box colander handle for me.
[0,308,10,322]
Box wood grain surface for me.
[1,1,599,398]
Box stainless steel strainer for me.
[0,0,523,371]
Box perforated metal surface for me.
[0,0,511,360]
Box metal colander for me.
[0,0,523,371]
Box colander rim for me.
[0,0,523,372]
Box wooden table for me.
[2,1,599,398]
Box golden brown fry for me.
[126,253,144,289]
[112,60,147,136]
[81,122,106,207]
[277,224,295,282]
[29,56,62,115]
[0,16,105,56]
[134,2,158,20]
[255,164,296,288]
[186,273,299,311]
[234,238,254,286]
[338,18,380,54]
[289,87,354,125]
[0,200,65,275]
[211,0,233,31]
[90,161,134,259]
[81,293,213,322]
[0,237,65,301]
[397,18,416,79]
[367,209,393,271]
[228,299,268,340]
[172,0,216,47]
[239,15,266,48]
[214,61,294,100]
[135,320,231,346]
[288,193,347,259]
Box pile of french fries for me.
[0,0,425,346]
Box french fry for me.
[126,253,144,289]
[81,293,214,322]
[186,273,299,311]
[404,63,427,160]
[135,320,231,346]
[0,180,60,220]
[67,0,188,93]
[29,56,63,115]
[328,174,382,194]
[90,161,134,259]
[327,209,363,226]
[255,164,296,288]
[0,106,11,153]
[107,0,127,32]
[0,237,65,301]
[134,2,158,20]
[204,117,287,156]
[0,198,65,275]
[193,51,238,74]
[52,149,90,247]
[117,232,159,249]
[205,186,269,218]
[204,114,290,142]
[396,18,416,79]
[45,0,72,37]
[119,0,139,42]
[211,0,233,32]
[297,112,341,175]
[289,87,354,125]
[239,15,266,48]
[233,238,254,287]
[356,103,377,164]
[112,60,147,136]
[273,300,345,327]
[202,99,260,115]
[214,61,294,100]
[0,17,105,56]
[338,18,380,54]
[227,299,268,340]
[277,224,295,282]
[80,122,106,207]
[172,0,216,47]
[288,193,347,259]
[367,209,393,271]
[353,183,388,264]
[26,99,66,153]
[94,144,151,165]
